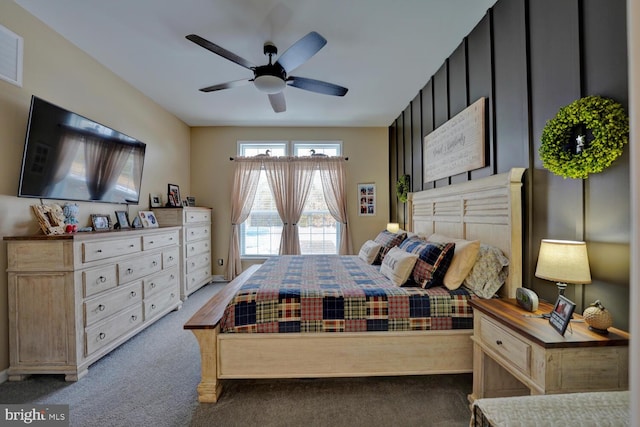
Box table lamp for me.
[535,239,592,296]
[386,222,400,233]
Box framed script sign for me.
[423,97,486,183]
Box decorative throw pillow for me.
[380,246,419,286]
[373,230,407,264]
[358,240,383,264]
[463,244,509,298]
[398,237,455,289]
[427,233,481,290]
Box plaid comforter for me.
[219,255,475,333]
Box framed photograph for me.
[138,210,159,228]
[131,215,143,229]
[168,184,181,207]
[149,193,163,208]
[115,210,130,229]
[91,214,111,232]
[181,199,189,207]
[549,294,576,336]
[186,196,196,207]
[357,183,376,216]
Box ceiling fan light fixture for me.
[254,75,286,94]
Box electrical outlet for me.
[217,258,224,266]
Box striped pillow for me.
[399,237,455,288]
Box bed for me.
[185,167,525,403]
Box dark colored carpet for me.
[0,283,472,427]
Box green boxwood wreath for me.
[396,175,410,203]
[539,95,629,179]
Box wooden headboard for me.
[407,168,525,298]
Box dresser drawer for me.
[186,240,210,257]
[186,252,211,274]
[143,267,179,298]
[82,237,141,263]
[118,253,162,284]
[186,267,211,292]
[184,210,211,224]
[185,225,210,242]
[83,264,118,297]
[142,230,179,251]
[144,286,180,321]
[163,248,179,269]
[84,281,142,326]
[85,304,143,355]
[480,315,531,375]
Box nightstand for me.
[468,298,629,402]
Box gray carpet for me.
[0,283,473,427]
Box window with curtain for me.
[238,141,341,257]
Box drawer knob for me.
[496,340,503,346]
[130,291,137,297]
[169,256,174,261]
[99,332,106,340]
[151,304,156,310]
[152,260,158,266]
[170,275,175,280]
[98,304,105,312]
[97,276,107,284]
[127,268,133,274]
[97,249,102,253]
[149,240,154,244]
[131,315,138,322]
[129,244,135,248]
[171,293,175,299]
[150,283,156,288]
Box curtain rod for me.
[229,156,348,160]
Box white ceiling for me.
[15,0,497,127]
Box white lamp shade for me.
[535,239,592,284]
[386,222,400,233]
[253,75,286,94]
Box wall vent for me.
[0,24,23,87]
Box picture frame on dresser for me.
[149,193,163,208]
[114,210,130,229]
[168,183,181,207]
[138,211,159,228]
[549,295,576,336]
[91,214,111,231]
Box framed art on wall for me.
[357,183,376,216]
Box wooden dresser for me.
[5,227,182,381]
[469,298,629,402]
[151,207,212,300]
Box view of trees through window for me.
[239,141,341,256]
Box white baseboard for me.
[0,368,8,384]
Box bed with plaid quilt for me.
[219,255,475,333]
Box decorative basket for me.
[582,300,613,333]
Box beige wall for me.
[0,2,191,372]
[190,126,389,277]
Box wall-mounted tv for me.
[18,96,146,205]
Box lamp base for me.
[587,325,609,334]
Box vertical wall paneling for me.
[411,93,423,191]
[467,12,494,180]
[448,40,470,184]
[581,0,629,326]
[433,63,449,187]
[528,0,582,304]
[389,122,398,223]
[402,106,412,226]
[421,80,435,190]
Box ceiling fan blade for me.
[199,79,252,93]
[186,34,256,70]
[287,76,348,97]
[268,92,286,113]
[275,31,327,73]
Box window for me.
[238,141,342,257]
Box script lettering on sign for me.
[423,97,486,183]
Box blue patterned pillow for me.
[373,230,407,264]
[399,237,455,288]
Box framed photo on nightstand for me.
[549,294,576,336]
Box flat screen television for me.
[18,96,146,204]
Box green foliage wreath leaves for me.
[396,174,410,203]
[539,95,629,179]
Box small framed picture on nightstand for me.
[549,295,576,336]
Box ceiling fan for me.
[185,31,348,113]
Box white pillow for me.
[463,244,509,298]
[380,246,419,286]
[427,233,481,290]
[358,240,383,264]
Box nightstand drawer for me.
[480,315,531,375]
